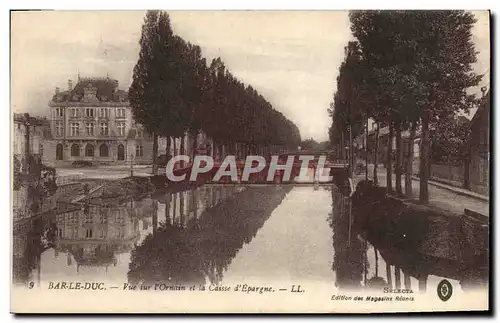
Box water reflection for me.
[128,185,292,286]
[330,185,488,293]
[329,188,366,290]
[12,184,291,287]
[13,214,57,286]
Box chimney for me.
[55,87,60,95]
[68,79,73,91]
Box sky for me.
[11,10,490,142]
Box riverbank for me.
[357,165,489,217]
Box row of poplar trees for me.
[329,10,483,204]
[129,11,301,174]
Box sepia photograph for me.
[9,9,490,314]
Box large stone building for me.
[44,76,154,166]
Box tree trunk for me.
[420,114,430,204]
[152,202,158,234]
[404,272,412,289]
[179,192,185,227]
[395,119,403,196]
[365,117,369,180]
[165,195,171,226]
[152,132,158,175]
[395,267,401,289]
[374,125,379,185]
[405,122,417,198]
[349,126,354,177]
[173,192,177,225]
[386,122,393,193]
[386,263,392,289]
[341,131,345,162]
[180,135,185,168]
[418,276,427,293]
[166,136,171,156]
[464,158,470,189]
[192,133,198,159]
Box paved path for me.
[359,166,489,217]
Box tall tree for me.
[129,11,173,175]
[402,11,481,203]
[350,10,481,203]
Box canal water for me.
[12,183,488,295]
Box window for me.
[86,123,94,136]
[136,145,143,157]
[137,129,143,138]
[56,121,63,136]
[55,108,63,117]
[117,122,126,136]
[84,212,92,224]
[71,144,80,157]
[116,108,126,118]
[85,144,94,157]
[70,122,79,136]
[99,214,107,224]
[117,144,125,161]
[56,144,63,160]
[99,144,109,157]
[98,108,109,118]
[85,108,94,117]
[70,108,81,117]
[85,229,93,238]
[99,122,108,136]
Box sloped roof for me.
[471,91,490,128]
[50,76,129,106]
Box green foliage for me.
[300,138,330,152]
[329,41,366,144]
[349,10,481,124]
[431,116,471,165]
[129,11,301,151]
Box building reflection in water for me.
[13,184,290,287]
[12,196,157,285]
[128,185,291,287]
[330,185,488,293]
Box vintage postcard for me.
[10,10,490,314]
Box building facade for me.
[44,76,154,166]
[13,113,52,220]
[469,92,490,195]
[13,113,51,171]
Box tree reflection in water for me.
[329,186,367,291]
[332,181,488,294]
[12,214,57,286]
[128,185,292,286]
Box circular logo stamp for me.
[437,279,453,302]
